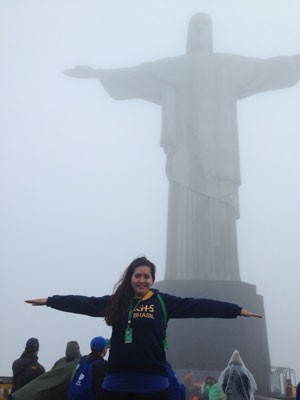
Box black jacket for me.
[47,290,242,376]
[12,351,45,392]
[83,353,108,398]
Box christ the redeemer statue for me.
[64,13,300,281]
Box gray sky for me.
[1,0,300,384]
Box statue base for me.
[154,280,271,393]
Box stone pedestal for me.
[154,280,271,393]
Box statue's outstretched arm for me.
[63,62,164,104]
[233,53,300,99]
[63,65,102,79]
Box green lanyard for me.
[124,299,142,344]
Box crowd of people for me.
[8,335,187,400]
[182,350,258,400]
[3,257,261,400]
[22,256,261,399]
[8,336,262,400]
[4,256,298,399]
[8,336,108,400]
[6,338,300,400]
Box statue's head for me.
[186,13,213,54]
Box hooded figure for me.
[218,350,257,400]
[12,341,81,400]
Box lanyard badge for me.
[124,327,133,344]
[124,299,141,344]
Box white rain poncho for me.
[218,350,257,400]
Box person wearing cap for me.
[11,338,45,393]
[89,336,109,399]
[26,256,262,400]
[68,336,108,400]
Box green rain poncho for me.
[209,383,225,400]
[12,341,81,400]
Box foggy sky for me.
[1,0,300,384]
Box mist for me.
[1,0,299,384]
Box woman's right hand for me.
[63,65,97,78]
[25,298,48,306]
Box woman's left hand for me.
[240,308,262,318]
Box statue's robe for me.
[98,53,300,280]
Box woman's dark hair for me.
[105,256,156,326]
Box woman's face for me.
[131,265,154,299]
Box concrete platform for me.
[154,279,271,392]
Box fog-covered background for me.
[1,0,299,383]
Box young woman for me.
[26,256,262,400]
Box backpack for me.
[157,293,169,350]
[68,356,98,400]
[157,293,186,400]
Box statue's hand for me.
[63,65,97,79]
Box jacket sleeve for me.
[46,295,111,317]
[160,293,242,319]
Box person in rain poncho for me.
[218,350,257,400]
[11,341,81,400]
[209,377,225,400]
